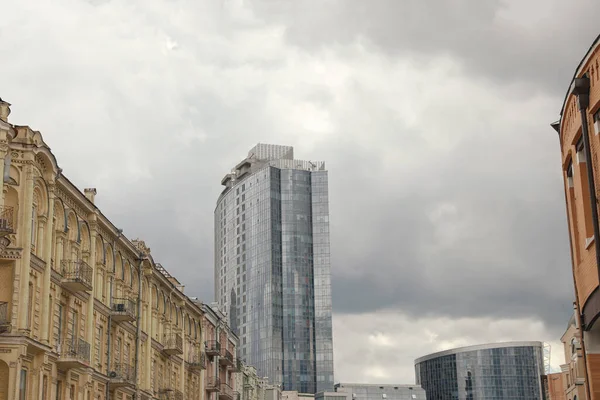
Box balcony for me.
[219,382,234,400]
[206,377,220,392]
[111,298,136,322]
[219,348,234,367]
[189,351,206,371]
[231,358,243,372]
[205,340,220,357]
[0,206,14,251]
[109,362,134,388]
[56,338,90,370]
[60,260,93,292]
[162,334,183,356]
[0,301,10,334]
[159,389,184,400]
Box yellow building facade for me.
[0,99,239,400]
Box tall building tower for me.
[214,144,334,393]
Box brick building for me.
[552,33,600,400]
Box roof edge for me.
[414,341,544,365]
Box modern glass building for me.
[214,144,334,393]
[334,383,427,400]
[414,342,545,400]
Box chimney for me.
[0,98,11,122]
[84,188,97,204]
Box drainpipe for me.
[572,75,600,282]
[105,229,123,400]
[134,256,144,399]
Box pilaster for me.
[85,217,97,347]
[40,184,55,344]
[17,162,35,331]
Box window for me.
[27,283,34,329]
[19,369,27,400]
[567,162,574,188]
[42,375,48,400]
[57,304,63,343]
[594,111,600,135]
[576,137,586,163]
[31,206,36,249]
[56,381,62,400]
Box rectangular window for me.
[567,161,574,188]
[42,376,48,400]
[19,369,27,400]
[576,137,586,163]
[57,304,63,342]
[27,283,34,330]
[56,382,62,400]
[595,110,600,135]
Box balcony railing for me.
[60,260,93,292]
[0,206,14,235]
[206,376,220,392]
[205,340,220,357]
[189,351,206,370]
[111,298,136,322]
[109,362,134,387]
[162,333,183,356]
[219,382,234,400]
[0,301,10,333]
[57,338,90,370]
[220,348,234,367]
[159,388,184,400]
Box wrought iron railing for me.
[205,340,220,354]
[110,362,134,382]
[58,338,91,363]
[189,351,206,369]
[159,389,184,400]
[220,382,234,399]
[111,298,136,318]
[60,260,93,287]
[221,348,234,364]
[233,358,243,372]
[163,333,183,353]
[206,376,220,390]
[0,206,14,234]
[0,301,9,333]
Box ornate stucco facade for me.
[0,99,238,400]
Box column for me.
[36,217,45,256]
[40,185,55,344]
[85,219,97,348]
[17,163,35,331]
[0,140,9,204]
[55,236,64,273]
[145,279,153,391]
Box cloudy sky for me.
[2,0,599,384]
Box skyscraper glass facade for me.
[215,144,334,393]
[414,342,545,400]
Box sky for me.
[1,0,599,384]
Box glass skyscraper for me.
[214,144,334,393]
[414,341,546,400]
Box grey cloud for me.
[0,0,583,377]
[247,0,600,95]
